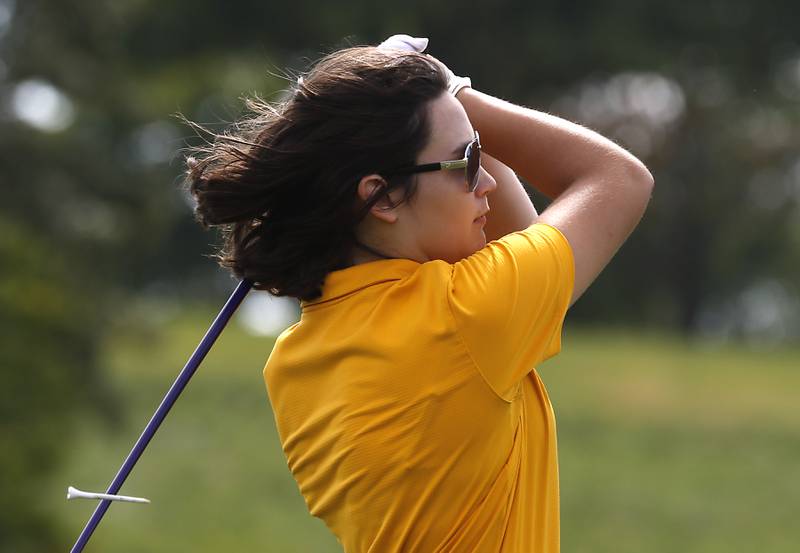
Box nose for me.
[474,166,497,197]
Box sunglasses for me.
[385,131,482,192]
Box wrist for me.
[448,75,472,97]
[454,82,474,101]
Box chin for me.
[456,239,487,262]
[434,233,487,263]
[473,232,488,251]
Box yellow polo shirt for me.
[263,222,574,552]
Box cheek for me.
[432,200,472,234]
[412,182,483,257]
[431,203,485,256]
[414,186,462,228]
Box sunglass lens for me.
[467,139,480,192]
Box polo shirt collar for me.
[302,258,420,308]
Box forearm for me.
[480,152,538,242]
[457,88,650,200]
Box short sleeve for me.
[447,223,575,401]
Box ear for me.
[356,174,403,224]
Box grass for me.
[49,309,800,552]
[546,328,800,553]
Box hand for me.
[377,34,472,96]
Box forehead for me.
[424,93,475,157]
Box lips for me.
[474,209,490,222]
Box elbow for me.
[626,154,655,190]
[639,164,655,195]
[604,147,655,204]
[640,167,655,208]
[638,169,655,211]
[623,158,655,208]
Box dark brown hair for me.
[186,46,447,301]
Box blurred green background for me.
[2,0,798,551]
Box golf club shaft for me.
[70,280,253,553]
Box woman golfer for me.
[187,35,653,552]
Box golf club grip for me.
[70,279,253,552]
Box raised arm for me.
[479,151,539,242]
[456,87,654,306]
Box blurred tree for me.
[0,221,116,552]
[0,0,185,549]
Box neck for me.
[352,240,395,264]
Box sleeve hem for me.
[445,264,519,404]
[534,222,575,362]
